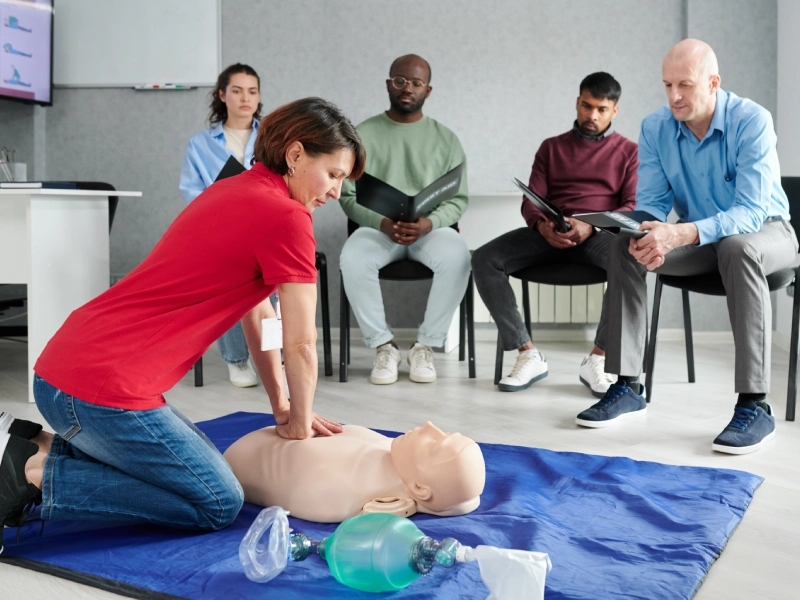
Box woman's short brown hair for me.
[253,97,365,180]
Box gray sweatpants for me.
[604,220,799,393]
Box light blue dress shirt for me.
[636,89,789,245]
[179,120,259,203]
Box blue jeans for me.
[217,321,249,365]
[33,375,243,531]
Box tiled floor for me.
[1,332,798,599]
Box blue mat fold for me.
[2,412,762,599]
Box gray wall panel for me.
[0,98,34,170]
[2,0,779,334]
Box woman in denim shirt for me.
[180,63,263,387]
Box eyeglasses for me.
[389,76,428,90]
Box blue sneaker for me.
[576,383,647,428]
[712,403,776,455]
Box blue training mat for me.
[2,412,762,599]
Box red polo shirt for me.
[35,163,317,410]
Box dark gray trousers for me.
[471,227,611,351]
[604,220,799,393]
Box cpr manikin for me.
[223,421,486,523]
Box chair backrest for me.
[782,176,800,233]
[73,181,118,232]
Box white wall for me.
[775,0,800,348]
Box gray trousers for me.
[605,220,799,393]
[471,227,610,351]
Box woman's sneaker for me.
[578,355,616,398]
[408,343,436,383]
[0,412,43,440]
[498,350,548,392]
[228,361,259,388]
[1,433,41,554]
[371,343,401,385]
[712,403,776,455]
[576,383,647,427]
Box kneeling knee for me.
[199,483,244,532]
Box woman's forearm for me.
[241,298,290,415]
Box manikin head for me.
[390,422,485,515]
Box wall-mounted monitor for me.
[0,0,53,105]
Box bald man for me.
[575,39,798,455]
[339,54,470,385]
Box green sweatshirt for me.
[340,112,469,230]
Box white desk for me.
[0,188,142,402]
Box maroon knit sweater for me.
[522,129,639,227]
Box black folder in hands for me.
[513,177,571,233]
[572,210,660,239]
[356,163,464,222]
[216,156,246,181]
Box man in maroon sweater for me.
[472,72,638,396]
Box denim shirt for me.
[636,89,789,245]
[179,120,259,204]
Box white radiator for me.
[473,280,605,324]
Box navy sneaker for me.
[712,403,776,455]
[576,383,647,428]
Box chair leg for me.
[339,273,349,382]
[467,273,476,379]
[495,331,504,385]
[787,283,800,421]
[459,285,466,362]
[644,276,664,403]
[318,254,332,377]
[522,281,532,338]
[194,357,203,387]
[682,289,695,383]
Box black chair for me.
[645,176,800,421]
[192,250,332,386]
[494,263,608,384]
[0,182,118,339]
[339,221,475,382]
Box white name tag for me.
[261,317,283,351]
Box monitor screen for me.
[0,0,53,105]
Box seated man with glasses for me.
[339,54,470,385]
[471,72,638,397]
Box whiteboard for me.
[53,0,220,87]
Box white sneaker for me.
[498,349,548,392]
[579,354,616,398]
[371,343,401,385]
[408,343,436,383]
[228,360,259,388]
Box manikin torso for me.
[224,425,409,523]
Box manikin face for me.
[219,72,260,123]
[575,90,618,136]
[662,57,719,126]
[391,422,485,512]
[284,143,355,213]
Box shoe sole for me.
[579,376,607,399]
[371,374,398,385]
[230,380,259,388]
[409,374,436,383]
[0,413,12,436]
[712,430,776,455]
[576,406,647,428]
[498,370,548,392]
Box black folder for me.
[572,210,660,239]
[512,177,571,233]
[216,156,246,181]
[356,163,464,222]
